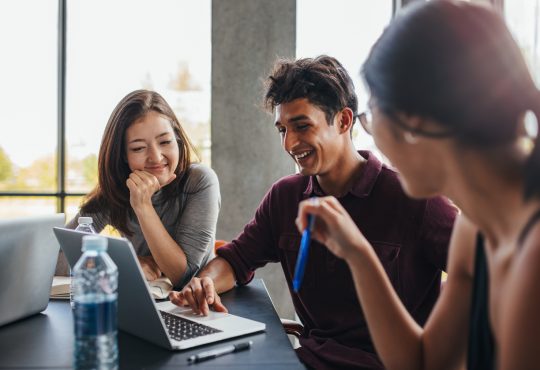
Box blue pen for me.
[293,213,316,293]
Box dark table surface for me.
[0,279,305,369]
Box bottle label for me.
[74,298,117,336]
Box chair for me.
[214,239,229,254]
[213,240,305,338]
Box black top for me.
[467,209,540,369]
[467,234,495,370]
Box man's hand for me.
[137,255,162,281]
[169,276,228,316]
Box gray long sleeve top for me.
[56,163,220,288]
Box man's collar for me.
[302,151,383,198]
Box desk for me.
[0,279,305,369]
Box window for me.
[505,0,540,85]
[296,0,393,157]
[66,0,211,194]
[0,0,211,218]
[0,0,58,217]
[505,0,540,137]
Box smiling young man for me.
[170,56,457,370]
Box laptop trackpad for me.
[156,301,229,321]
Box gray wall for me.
[211,0,296,319]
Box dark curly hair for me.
[263,55,358,128]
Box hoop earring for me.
[404,131,418,144]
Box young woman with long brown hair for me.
[297,1,540,369]
[59,90,220,288]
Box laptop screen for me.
[0,214,64,327]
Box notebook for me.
[0,214,65,327]
[50,275,173,300]
[53,227,266,350]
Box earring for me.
[517,135,534,155]
[517,110,538,155]
[404,131,418,144]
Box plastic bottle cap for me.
[82,235,108,252]
[78,216,93,225]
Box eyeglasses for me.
[356,110,373,136]
[356,108,454,139]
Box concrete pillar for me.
[212,0,296,319]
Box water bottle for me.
[72,235,118,370]
[72,217,97,309]
[75,217,97,234]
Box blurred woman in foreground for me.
[297,1,540,369]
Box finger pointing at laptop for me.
[169,276,228,316]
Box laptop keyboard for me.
[160,311,222,341]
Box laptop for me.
[0,214,65,327]
[53,227,266,350]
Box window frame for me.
[0,0,87,213]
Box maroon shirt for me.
[217,151,457,370]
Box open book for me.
[50,276,71,299]
[50,276,173,300]
[146,276,174,299]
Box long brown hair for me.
[81,89,198,235]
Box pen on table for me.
[293,212,316,293]
[187,341,253,364]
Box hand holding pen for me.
[296,196,370,261]
[293,198,317,293]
